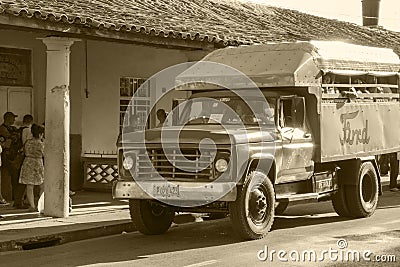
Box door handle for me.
[303,133,311,138]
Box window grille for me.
[119,77,150,132]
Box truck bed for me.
[319,95,400,162]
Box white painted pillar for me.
[42,37,77,218]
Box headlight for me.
[123,156,134,170]
[215,158,228,172]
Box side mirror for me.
[292,97,306,128]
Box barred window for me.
[119,77,150,132]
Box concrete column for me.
[42,37,77,218]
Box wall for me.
[83,40,191,155]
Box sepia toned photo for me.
[0,0,399,266]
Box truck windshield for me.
[178,96,276,126]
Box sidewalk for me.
[0,190,134,252]
[0,175,393,252]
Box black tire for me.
[331,184,351,217]
[274,201,289,215]
[129,199,175,235]
[345,162,379,218]
[229,171,275,240]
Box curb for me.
[0,221,136,252]
[0,213,203,253]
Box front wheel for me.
[229,171,275,240]
[129,200,175,235]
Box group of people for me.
[0,112,45,211]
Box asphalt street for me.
[1,190,400,267]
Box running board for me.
[276,192,333,204]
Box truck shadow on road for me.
[376,190,400,210]
[35,211,367,266]
[272,190,400,230]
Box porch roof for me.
[0,0,400,53]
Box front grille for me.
[137,148,214,180]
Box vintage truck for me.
[113,41,400,240]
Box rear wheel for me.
[229,171,275,240]
[129,200,175,235]
[331,184,351,217]
[345,162,379,218]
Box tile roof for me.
[0,0,400,54]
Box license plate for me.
[316,178,333,192]
[153,184,180,198]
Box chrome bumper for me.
[112,180,237,202]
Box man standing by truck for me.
[0,112,26,208]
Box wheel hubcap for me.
[361,173,375,208]
[150,202,166,216]
[249,187,268,223]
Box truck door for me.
[277,96,314,183]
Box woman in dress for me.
[19,124,44,211]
